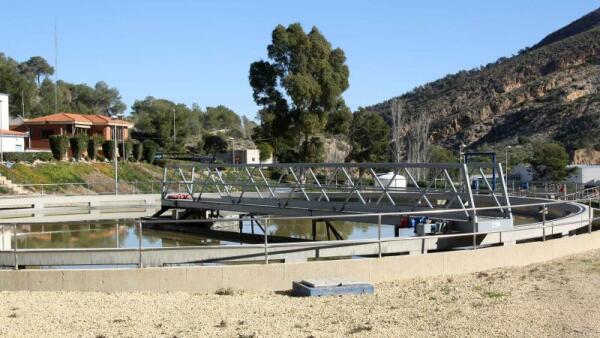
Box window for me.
[41,130,53,139]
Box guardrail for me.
[0,196,594,269]
[0,180,163,196]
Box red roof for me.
[24,113,133,126]
[0,129,27,137]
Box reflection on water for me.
[16,220,230,249]
[15,214,540,249]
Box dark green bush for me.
[132,142,143,161]
[88,135,104,160]
[49,135,69,161]
[102,140,116,161]
[69,134,88,160]
[118,140,133,161]
[142,140,158,164]
[3,152,53,163]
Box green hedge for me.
[3,152,53,163]
[142,140,158,164]
[69,134,88,160]
[102,140,116,161]
[49,135,69,160]
[132,142,142,161]
[118,140,133,161]
[87,138,100,161]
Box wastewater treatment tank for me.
[376,172,407,189]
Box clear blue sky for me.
[0,1,597,119]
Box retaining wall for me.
[1,229,599,293]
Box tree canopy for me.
[203,134,228,161]
[528,141,570,181]
[0,53,126,117]
[349,110,390,162]
[249,23,351,162]
[131,97,202,151]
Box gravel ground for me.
[3,250,600,337]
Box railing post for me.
[264,218,269,264]
[377,214,382,258]
[589,198,593,234]
[138,220,143,268]
[542,204,546,241]
[13,223,18,270]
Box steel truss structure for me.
[160,162,513,226]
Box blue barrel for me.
[522,182,529,190]
[471,179,479,190]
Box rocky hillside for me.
[367,7,600,155]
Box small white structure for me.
[218,148,273,165]
[375,172,407,189]
[567,165,600,185]
[0,93,26,153]
[511,165,534,183]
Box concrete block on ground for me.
[291,279,374,297]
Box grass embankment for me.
[0,162,164,194]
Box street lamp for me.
[110,114,124,195]
[228,137,236,172]
[458,143,466,186]
[0,98,3,163]
[172,109,176,145]
[505,145,512,177]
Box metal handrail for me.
[0,196,595,269]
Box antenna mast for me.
[54,21,58,114]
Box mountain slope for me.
[367,7,600,154]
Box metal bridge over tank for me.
[159,162,513,232]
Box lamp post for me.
[458,143,466,186]
[110,114,124,195]
[228,137,236,172]
[172,109,176,145]
[0,98,3,163]
[505,145,512,173]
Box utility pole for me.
[54,21,58,114]
[172,109,176,145]
[505,145,512,176]
[111,115,119,195]
[21,90,25,118]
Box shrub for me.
[256,143,273,162]
[49,135,69,161]
[132,142,143,161]
[102,140,116,161]
[69,134,88,160]
[87,136,103,161]
[118,140,133,161]
[142,140,158,164]
[3,152,53,163]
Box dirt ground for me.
[2,249,600,337]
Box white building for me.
[510,165,534,183]
[375,172,407,189]
[217,148,273,165]
[567,165,600,185]
[0,93,26,152]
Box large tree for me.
[131,97,202,151]
[249,23,350,162]
[204,105,242,136]
[19,56,54,87]
[349,110,390,162]
[528,141,570,181]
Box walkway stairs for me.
[0,175,27,195]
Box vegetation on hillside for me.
[366,7,600,158]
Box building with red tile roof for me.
[13,112,134,151]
